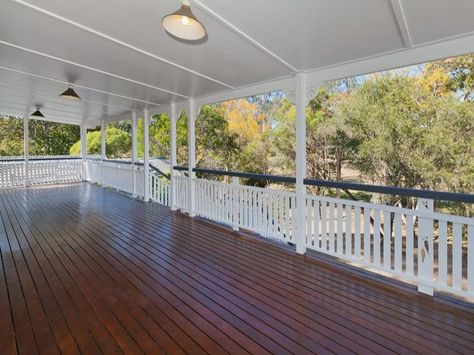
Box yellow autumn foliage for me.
[221,99,266,144]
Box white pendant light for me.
[162,1,207,41]
[59,85,81,100]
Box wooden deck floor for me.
[1,183,473,355]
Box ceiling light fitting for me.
[31,107,45,118]
[162,1,207,41]
[59,85,81,100]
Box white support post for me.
[170,103,178,211]
[23,116,29,186]
[295,73,308,254]
[80,124,87,181]
[188,99,197,217]
[144,109,150,202]
[132,111,138,198]
[100,120,106,185]
[232,176,240,231]
[417,198,435,295]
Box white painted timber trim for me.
[389,0,413,48]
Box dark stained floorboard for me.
[0,183,473,354]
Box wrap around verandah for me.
[1,1,474,354]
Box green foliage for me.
[0,117,80,156]
[426,55,474,101]
[69,127,131,158]
[0,116,23,155]
[29,120,80,155]
[196,105,239,170]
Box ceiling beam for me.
[390,0,413,48]
[0,65,163,107]
[11,0,234,90]
[192,0,299,73]
[0,40,190,99]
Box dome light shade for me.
[162,1,206,41]
[59,86,81,100]
[31,108,45,118]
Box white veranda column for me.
[188,99,197,217]
[132,111,138,198]
[170,103,178,211]
[295,73,308,254]
[80,124,87,181]
[144,109,150,202]
[100,120,106,184]
[23,116,29,186]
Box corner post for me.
[188,99,197,217]
[417,198,435,295]
[23,116,29,186]
[131,111,138,198]
[100,120,106,184]
[80,123,87,181]
[170,103,178,211]
[295,73,308,254]
[144,109,150,202]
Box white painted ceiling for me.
[1,0,474,126]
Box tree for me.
[70,127,131,158]
[0,116,23,156]
[425,55,474,101]
[196,105,240,172]
[340,71,474,207]
[29,120,80,156]
[221,99,266,146]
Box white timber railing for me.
[174,173,190,213]
[85,159,170,207]
[305,194,474,300]
[172,166,474,301]
[150,166,170,206]
[0,157,82,187]
[195,178,295,242]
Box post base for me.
[418,283,434,296]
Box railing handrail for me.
[173,166,296,183]
[1,157,81,162]
[304,178,474,204]
[149,164,170,180]
[173,166,474,204]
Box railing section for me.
[194,178,295,243]
[150,172,170,206]
[305,194,474,299]
[0,161,25,187]
[29,159,82,185]
[174,174,190,212]
[86,159,169,206]
[0,158,82,187]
